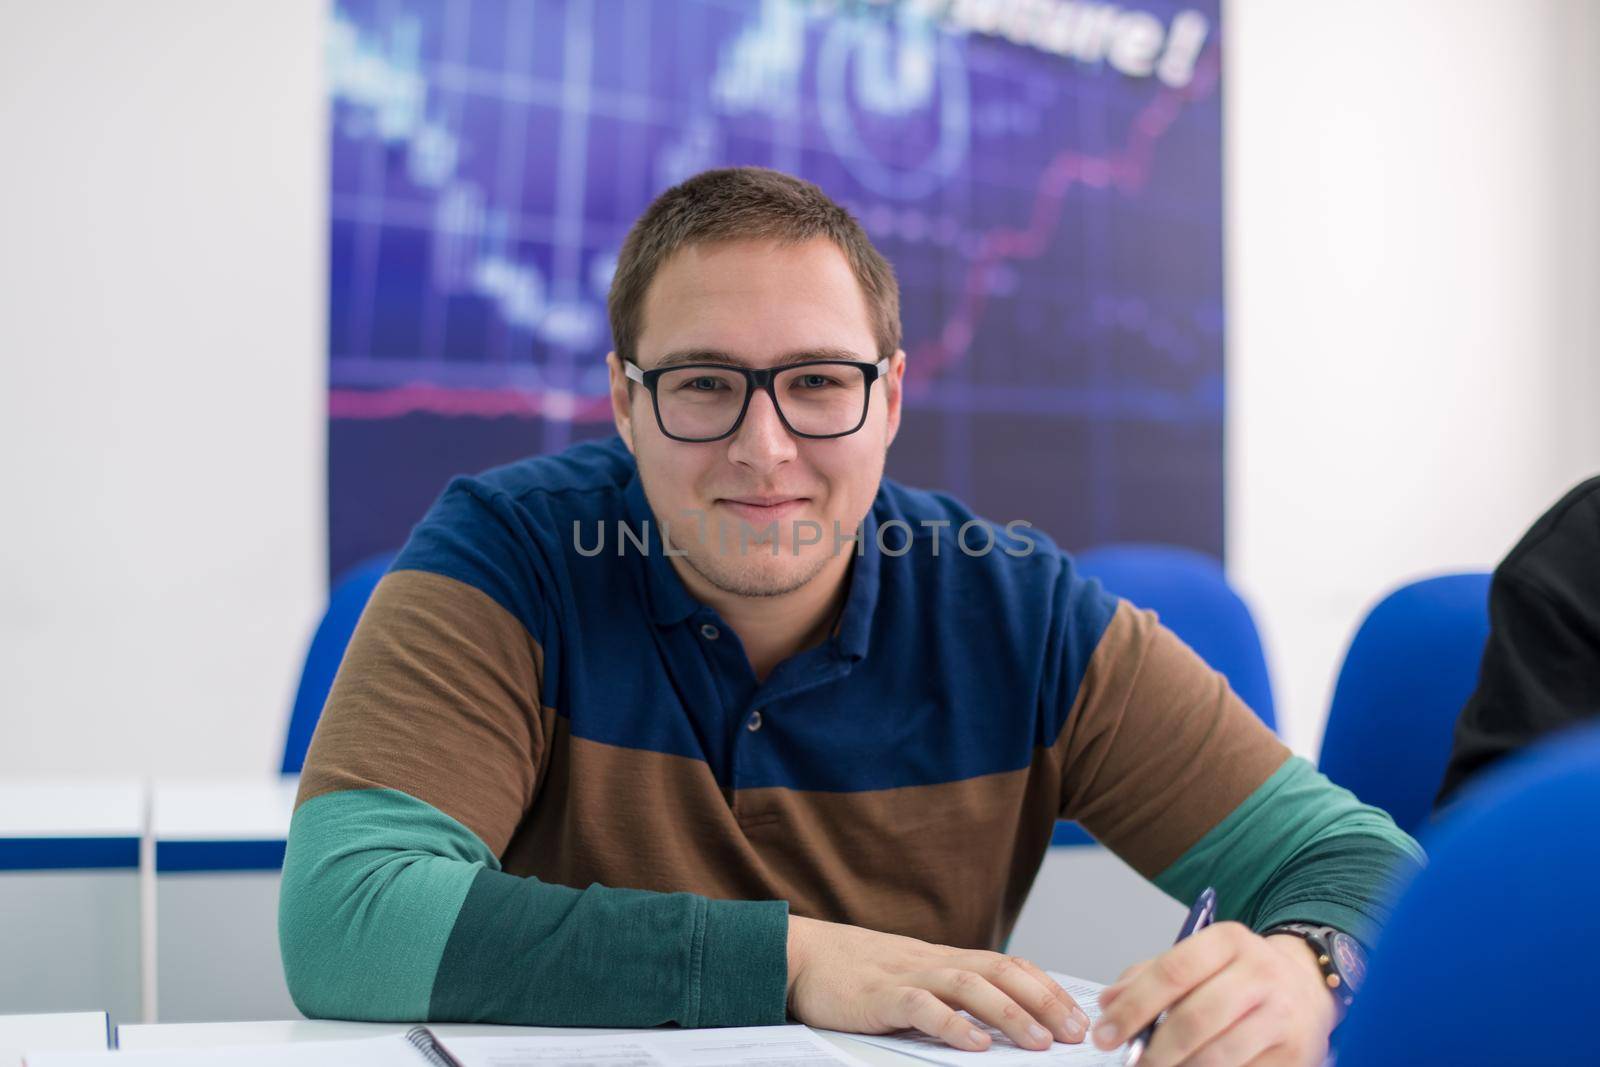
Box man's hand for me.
[1090,923,1337,1067]
[784,914,1092,1052]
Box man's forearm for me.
[1151,757,1425,946]
[279,786,789,1026]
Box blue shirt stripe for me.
[392,436,1118,793]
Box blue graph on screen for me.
[327,0,1225,578]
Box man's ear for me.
[605,351,636,455]
[883,349,906,450]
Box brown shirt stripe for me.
[1056,599,1291,876]
[298,569,555,857]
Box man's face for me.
[608,237,903,598]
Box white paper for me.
[24,1033,422,1067]
[829,972,1124,1066]
[441,1025,878,1067]
[26,1026,877,1067]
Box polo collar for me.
[622,469,700,627]
[833,502,880,662]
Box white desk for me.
[0,782,143,867]
[151,780,298,873]
[0,783,144,1028]
[0,1012,109,1065]
[116,1020,917,1065]
[150,779,299,1023]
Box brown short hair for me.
[607,166,901,365]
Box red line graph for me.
[907,50,1220,390]
[329,383,615,421]
[329,49,1220,423]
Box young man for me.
[281,167,1422,1067]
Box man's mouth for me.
[715,497,810,525]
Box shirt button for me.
[746,709,764,732]
[699,623,720,641]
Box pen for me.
[1123,886,1217,1067]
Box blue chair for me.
[1319,573,1491,837]
[1052,543,1278,846]
[280,552,396,774]
[1335,722,1600,1066]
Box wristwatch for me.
[1261,923,1368,1018]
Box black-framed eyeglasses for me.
[623,356,892,443]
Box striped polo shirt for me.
[280,434,1421,1028]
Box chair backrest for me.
[1318,573,1490,836]
[1074,542,1277,731]
[280,552,397,774]
[1335,722,1600,1066]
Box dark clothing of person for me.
[1436,476,1600,807]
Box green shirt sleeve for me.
[279,787,790,1027]
[1151,756,1426,947]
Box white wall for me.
[1,1,1596,776]
[0,1,327,776]
[1225,0,1600,754]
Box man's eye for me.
[684,377,728,391]
[797,374,837,389]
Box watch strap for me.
[1261,922,1359,1013]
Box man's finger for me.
[1180,1005,1283,1067]
[923,967,1055,1051]
[1009,957,1091,1042]
[1138,965,1264,1067]
[1099,961,1148,1007]
[892,986,992,1052]
[1091,922,1250,1051]
[946,953,1088,1043]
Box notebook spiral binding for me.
[404,1026,465,1067]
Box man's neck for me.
[670,552,852,685]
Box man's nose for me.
[726,385,798,470]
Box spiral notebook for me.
[25,1023,878,1067]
